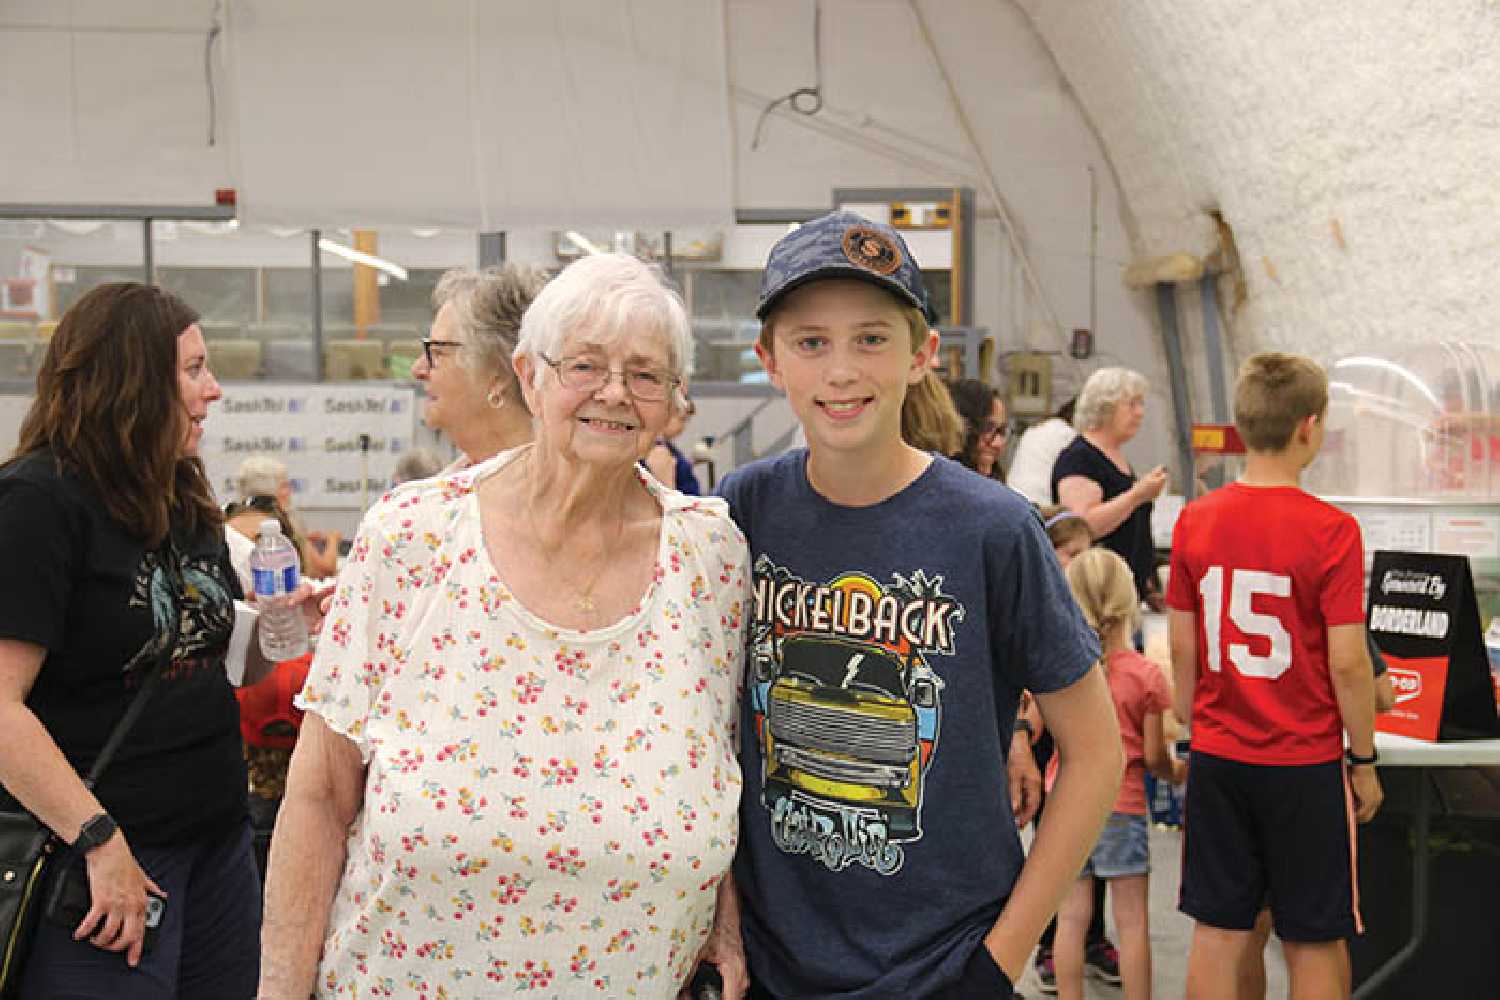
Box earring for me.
[486,387,506,409]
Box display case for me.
[1306,341,1499,501]
[1304,341,1500,627]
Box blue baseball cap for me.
[756,210,936,324]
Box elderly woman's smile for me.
[578,414,640,433]
[259,252,748,1000]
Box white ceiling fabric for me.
[0,1,234,207]
[224,0,735,229]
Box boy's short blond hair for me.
[1234,352,1328,452]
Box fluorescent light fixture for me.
[317,238,408,281]
[564,231,603,255]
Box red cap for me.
[236,653,312,749]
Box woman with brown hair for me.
[0,283,315,996]
[946,377,1009,480]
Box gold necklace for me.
[562,512,627,615]
[518,469,629,615]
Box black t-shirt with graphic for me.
[0,451,247,846]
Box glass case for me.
[1306,341,1500,500]
[1305,341,1500,631]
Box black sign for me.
[1367,550,1498,740]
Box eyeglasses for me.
[420,338,464,367]
[979,421,1009,441]
[540,354,679,402]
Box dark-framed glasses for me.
[421,337,464,367]
[979,421,1010,441]
[540,354,679,402]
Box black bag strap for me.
[80,538,182,792]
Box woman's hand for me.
[1132,465,1169,504]
[78,831,166,968]
[1007,730,1043,827]
[291,581,337,637]
[682,874,748,1000]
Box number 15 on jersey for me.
[1199,566,1294,680]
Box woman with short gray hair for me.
[414,264,550,468]
[259,253,748,999]
[1051,367,1167,603]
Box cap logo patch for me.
[841,225,902,275]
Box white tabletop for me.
[1374,731,1500,767]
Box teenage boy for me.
[1167,352,1383,999]
[716,211,1123,999]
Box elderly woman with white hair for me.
[258,253,752,999]
[1050,367,1168,605]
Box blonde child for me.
[1051,548,1185,1000]
[1028,505,1127,991]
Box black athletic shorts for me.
[1179,750,1361,942]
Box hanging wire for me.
[751,0,824,150]
[204,0,224,146]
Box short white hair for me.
[1074,367,1149,431]
[236,455,288,498]
[514,253,693,392]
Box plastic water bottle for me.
[250,520,308,661]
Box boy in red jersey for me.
[1167,352,1383,999]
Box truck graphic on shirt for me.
[756,633,942,869]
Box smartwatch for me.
[73,813,118,854]
[1344,749,1379,767]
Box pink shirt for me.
[1103,650,1172,814]
[1045,649,1170,815]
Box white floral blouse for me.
[297,448,749,998]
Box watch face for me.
[79,814,115,849]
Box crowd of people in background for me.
[0,212,1389,1000]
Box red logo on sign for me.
[1388,667,1422,705]
[1376,654,1450,742]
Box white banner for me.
[199,383,418,510]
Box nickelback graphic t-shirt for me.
[719,451,1100,999]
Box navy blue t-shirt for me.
[719,451,1100,999]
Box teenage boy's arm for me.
[983,666,1122,978]
[1169,609,1198,724]
[1328,622,1383,822]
